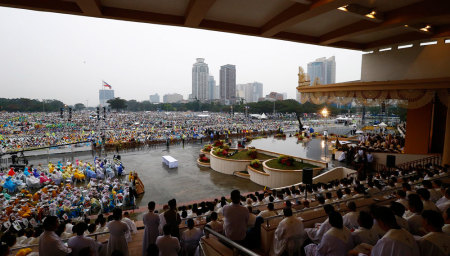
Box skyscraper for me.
[149,93,160,103]
[192,58,209,101]
[220,64,236,105]
[208,76,216,100]
[250,82,263,103]
[99,89,114,106]
[307,56,336,85]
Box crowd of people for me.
[0,162,448,256]
[357,133,405,153]
[0,112,298,153]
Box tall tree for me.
[107,98,127,110]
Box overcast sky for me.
[0,7,362,106]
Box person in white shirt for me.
[306,204,334,243]
[351,211,378,246]
[257,203,278,219]
[305,210,354,256]
[389,202,408,231]
[143,201,160,256]
[181,219,203,256]
[67,222,101,256]
[122,211,137,235]
[406,194,426,236]
[106,207,130,256]
[394,190,408,209]
[158,205,169,235]
[271,207,306,256]
[343,201,359,230]
[418,210,450,256]
[417,188,440,212]
[436,187,450,212]
[422,180,441,202]
[156,224,181,256]
[206,212,223,234]
[38,216,72,256]
[370,206,419,256]
[222,190,249,243]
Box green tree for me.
[74,103,86,111]
[107,97,127,110]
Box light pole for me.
[321,107,329,161]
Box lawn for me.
[227,150,274,160]
[266,158,318,170]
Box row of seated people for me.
[168,164,447,225]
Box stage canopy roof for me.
[1,0,449,51]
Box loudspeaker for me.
[303,168,313,185]
[386,155,396,168]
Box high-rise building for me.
[192,58,209,101]
[220,64,236,105]
[99,89,114,106]
[149,93,160,103]
[163,93,183,103]
[251,82,263,103]
[236,82,264,103]
[307,56,336,85]
[282,92,288,100]
[214,85,220,99]
[208,76,216,100]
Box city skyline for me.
[0,7,362,106]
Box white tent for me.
[378,122,387,128]
[260,113,268,119]
[356,130,364,134]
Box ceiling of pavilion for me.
[1,0,449,51]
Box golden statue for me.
[297,66,310,88]
[313,77,321,86]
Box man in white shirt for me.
[352,211,378,246]
[271,207,306,256]
[257,203,277,219]
[343,201,359,230]
[122,211,137,234]
[370,207,419,256]
[206,212,223,233]
[389,202,409,231]
[418,210,450,256]
[156,224,180,256]
[305,204,334,243]
[39,216,72,256]
[394,190,408,209]
[142,201,160,256]
[181,219,203,256]
[417,188,440,212]
[68,222,101,256]
[422,180,441,202]
[436,187,450,212]
[406,194,426,236]
[223,190,249,243]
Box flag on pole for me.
[102,81,112,89]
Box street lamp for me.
[320,107,329,161]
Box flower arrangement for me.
[277,155,295,166]
[275,133,286,138]
[198,153,210,163]
[213,140,224,147]
[297,135,304,140]
[250,159,261,168]
[222,144,230,150]
[245,136,253,142]
[247,148,257,159]
[203,144,212,152]
[214,148,229,157]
